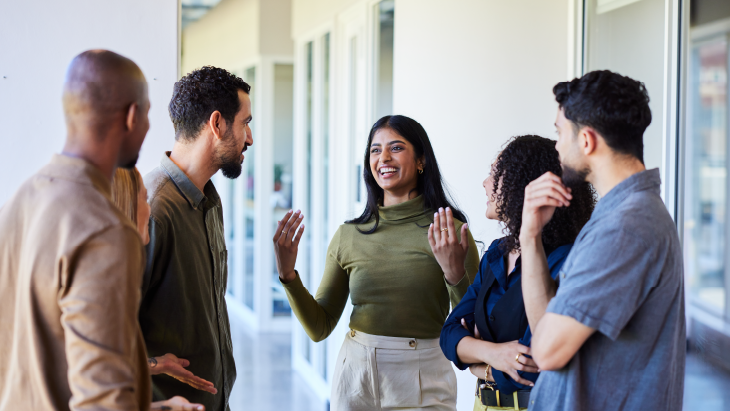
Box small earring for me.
[418,168,424,174]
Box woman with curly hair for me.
[434,135,595,410]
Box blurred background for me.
[2,0,730,409]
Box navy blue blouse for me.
[439,238,572,394]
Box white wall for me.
[0,0,179,205]
[393,1,570,409]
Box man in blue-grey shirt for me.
[518,70,685,410]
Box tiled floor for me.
[227,314,730,411]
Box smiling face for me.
[483,161,501,221]
[369,127,424,201]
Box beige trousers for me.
[331,330,457,411]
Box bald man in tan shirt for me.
[0,51,203,411]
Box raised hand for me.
[151,396,205,411]
[520,172,572,241]
[273,210,305,283]
[149,353,217,394]
[428,207,469,285]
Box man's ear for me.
[208,111,224,141]
[125,102,138,132]
[581,127,599,156]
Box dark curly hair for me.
[554,70,651,163]
[347,115,467,233]
[493,135,596,253]
[169,66,251,141]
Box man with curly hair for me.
[519,70,685,410]
[140,66,253,411]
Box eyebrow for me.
[370,139,407,147]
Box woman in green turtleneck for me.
[273,115,480,411]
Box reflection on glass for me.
[583,0,665,172]
[349,36,362,204]
[244,66,256,310]
[303,41,313,362]
[685,37,727,313]
[374,0,394,120]
[320,32,331,380]
[272,63,294,317]
[226,179,236,296]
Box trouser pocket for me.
[376,348,421,407]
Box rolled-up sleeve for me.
[440,256,486,370]
[59,226,145,411]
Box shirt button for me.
[409,340,416,348]
[561,273,566,279]
[489,315,495,321]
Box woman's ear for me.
[417,156,426,172]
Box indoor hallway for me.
[227,314,730,411]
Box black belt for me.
[476,379,531,409]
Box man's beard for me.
[562,163,590,187]
[120,154,139,170]
[217,131,243,179]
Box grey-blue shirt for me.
[529,169,685,411]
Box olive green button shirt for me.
[141,153,235,411]
[283,196,480,341]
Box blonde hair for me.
[111,167,142,225]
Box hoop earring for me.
[418,169,424,174]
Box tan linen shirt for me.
[0,154,151,411]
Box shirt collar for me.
[45,153,113,202]
[485,238,521,290]
[592,168,661,219]
[378,195,426,221]
[160,151,220,210]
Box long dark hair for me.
[492,135,596,252]
[346,115,467,234]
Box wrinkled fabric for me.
[0,154,151,411]
[141,152,235,411]
[529,169,685,411]
[331,330,456,411]
[282,195,480,342]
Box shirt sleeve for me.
[546,228,656,340]
[445,227,479,309]
[440,255,485,370]
[59,226,145,411]
[493,245,572,394]
[282,227,350,342]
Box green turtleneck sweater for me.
[282,195,480,341]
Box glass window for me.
[244,66,256,310]
[684,0,730,316]
[272,63,295,317]
[374,0,394,120]
[685,37,728,314]
[319,32,331,380]
[583,0,666,173]
[302,41,314,362]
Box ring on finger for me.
[440,228,448,232]
[515,354,521,362]
[282,230,288,234]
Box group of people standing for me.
[0,47,684,411]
